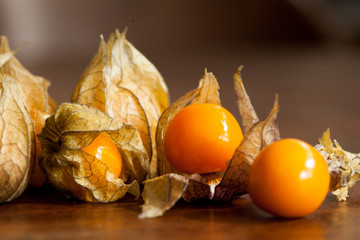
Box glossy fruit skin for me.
[248,138,330,218]
[164,103,243,174]
[82,133,122,178]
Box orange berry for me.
[248,138,330,218]
[82,133,122,178]
[164,103,243,174]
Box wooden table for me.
[1,183,359,240]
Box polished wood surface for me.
[1,184,359,240]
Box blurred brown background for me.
[1,0,359,151]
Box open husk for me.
[139,66,280,218]
[315,129,360,201]
[72,29,169,179]
[0,36,57,187]
[38,103,149,202]
[0,74,35,202]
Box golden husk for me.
[315,129,360,201]
[72,29,169,179]
[139,67,280,218]
[38,103,149,202]
[0,36,57,188]
[0,75,35,202]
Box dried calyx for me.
[0,36,57,202]
[139,66,280,218]
[72,29,169,180]
[39,29,169,202]
[0,75,35,202]
[38,103,149,202]
[315,129,360,201]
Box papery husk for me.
[72,29,169,179]
[138,173,189,218]
[156,69,221,176]
[234,66,259,133]
[315,128,360,201]
[38,103,149,202]
[213,94,280,201]
[139,67,280,218]
[0,36,57,187]
[0,75,35,202]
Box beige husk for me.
[0,36,57,188]
[38,103,149,202]
[315,129,360,201]
[0,75,35,202]
[72,29,169,180]
[139,66,280,218]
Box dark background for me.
[1,0,359,151]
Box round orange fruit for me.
[164,103,243,174]
[82,133,122,178]
[248,138,330,218]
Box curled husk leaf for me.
[315,128,360,201]
[0,36,57,187]
[38,103,149,202]
[72,29,169,179]
[139,66,280,218]
[0,75,35,202]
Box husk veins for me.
[0,36,57,188]
[140,66,280,218]
[72,29,169,180]
[38,103,149,202]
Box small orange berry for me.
[164,103,243,174]
[82,133,122,178]
[248,138,330,218]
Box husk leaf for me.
[0,36,57,187]
[0,75,35,202]
[233,66,259,133]
[156,69,220,176]
[140,67,281,218]
[38,103,149,202]
[138,173,189,219]
[315,128,360,201]
[72,29,169,179]
[213,94,280,201]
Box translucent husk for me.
[38,103,149,202]
[315,129,360,201]
[0,74,35,202]
[72,29,169,180]
[0,36,57,188]
[139,66,280,218]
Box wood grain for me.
[1,184,359,240]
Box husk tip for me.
[274,93,279,106]
[233,66,245,88]
[204,68,208,75]
[115,28,128,40]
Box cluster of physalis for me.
[0,30,358,219]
